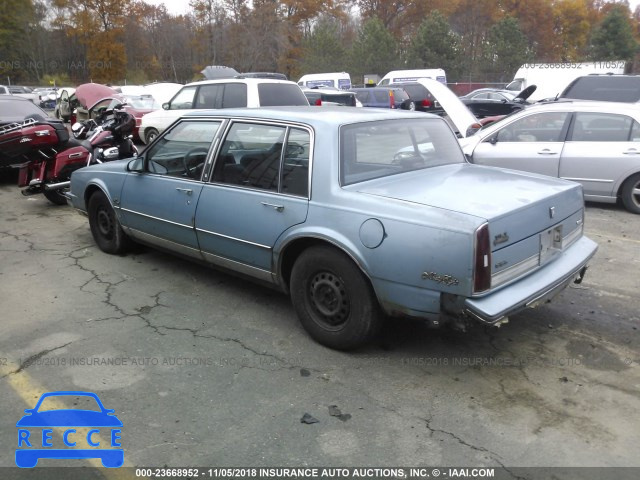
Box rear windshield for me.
[396,84,430,100]
[561,76,640,102]
[340,118,464,185]
[258,84,309,106]
[321,93,356,106]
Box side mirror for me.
[126,157,144,172]
[162,103,169,110]
[489,134,498,145]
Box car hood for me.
[416,78,479,137]
[353,163,577,220]
[76,83,119,108]
[515,84,536,101]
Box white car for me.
[138,78,309,144]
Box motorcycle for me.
[0,106,137,205]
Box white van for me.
[379,69,447,86]
[297,72,351,90]
[505,61,626,101]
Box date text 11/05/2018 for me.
[134,467,496,478]
[520,62,625,69]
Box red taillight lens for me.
[421,99,431,107]
[473,223,491,293]
[314,98,322,106]
[389,91,395,108]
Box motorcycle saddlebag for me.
[0,123,61,158]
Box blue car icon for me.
[16,391,123,468]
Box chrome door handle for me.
[176,188,193,195]
[261,201,284,212]
[537,149,557,155]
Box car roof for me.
[518,99,640,113]
[0,95,32,102]
[183,106,433,126]
[185,78,297,87]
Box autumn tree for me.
[0,0,36,82]
[406,12,463,81]
[552,0,592,61]
[450,0,501,79]
[52,0,132,83]
[348,17,398,82]
[484,16,532,82]
[590,4,638,60]
[299,16,349,75]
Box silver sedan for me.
[461,101,640,213]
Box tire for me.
[290,245,384,350]
[88,191,132,254]
[145,127,159,144]
[621,173,640,214]
[43,188,68,206]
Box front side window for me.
[169,86,197,110]
[341,118,464,186]
[494,112,569,142]
[145,121,221,179]
[569,112,636,142]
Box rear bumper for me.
[464,236,598,324]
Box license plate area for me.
[539,225,563,266]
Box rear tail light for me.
[315,99,322,106]
[473,223,491,293]
[389,91,395,109]
[421,99,431,107]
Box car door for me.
[195,121,311,279]
[59,90,70,118]
[119,120,222,258]
[560,112,640,199]
[471,111,570,177]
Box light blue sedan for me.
[68,107,597,349]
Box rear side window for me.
[373,90,389,103]
[222,84,247,108]
[212,123,310,197]
[569,113,636,142]
[194,84,223,109]
[258,84,309,106]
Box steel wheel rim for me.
[96,207,114,239]
[308,271,350,328]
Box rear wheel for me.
[88,191,132,254]
[145,127,159,144]
[621,173,640,214]
[43,188,68,205]
[290,246,384,350]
